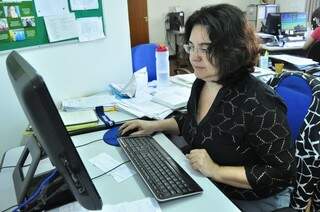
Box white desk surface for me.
[260,42,305,51]
[0,130,240,211]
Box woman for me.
[303,7,320,50]
[120,4,295,211]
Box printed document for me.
[70,0,99,10]
[34,0,69,17]
[44,13,78,42]
[77,17,105,42]
[51,197,161,212]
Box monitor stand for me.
[12,135,75,211]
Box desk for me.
[0,131,240,211]
[260,41,306,56]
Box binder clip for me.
[95,106,115,128]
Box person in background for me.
[303,7,320,50]
[120,4,295,211]
[7,5,19,18]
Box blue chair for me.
[131,43,158,82]
[268,72,320,211]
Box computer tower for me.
[246,4,279,32]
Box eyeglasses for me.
[183,43,210,55]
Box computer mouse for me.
[120,128,137,137]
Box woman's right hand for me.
[119,119,158,136]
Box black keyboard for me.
[118,136,203,202]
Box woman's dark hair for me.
[184,4,260,86]
[311,7,320,30]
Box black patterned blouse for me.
[174,74,296,200]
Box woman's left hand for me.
[186,149,221,180]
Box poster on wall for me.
[0,0,36,44]
[0,0,105,52]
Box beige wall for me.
[147,0,256,44]
[277,0,306,12]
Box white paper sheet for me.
[50,197,161,212]
[61,93,118,111]
[89,153,121,172]
[109,164,136,183]
[34,0,69,17]
[77,17,105,42]
[44,13,78,42]
[89,153,135,183]
[70,0,99,11]
[97,198,162,212]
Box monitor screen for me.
[281,12,307,33]
[6,51,102,210]
[265,13,281,35]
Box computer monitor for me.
[6,51,102,211]
[265,13,281,35]
[280,12,307,34]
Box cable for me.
[0,164,31,170]
[0,204,17,212]
[12,169,58,212]
[91,160,130,180]
[75,138,102,148]
[0,139,102,171]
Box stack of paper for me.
[151,86,191,110]
[61,93,118,111]
[269,54,319,70]
[116,94,173,120]
[170,74,196,88]
[59,110,98,126]
[252,66,276,83]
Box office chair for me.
[268,72,320,211]
[306,41,320,63]
[131,43,158,82]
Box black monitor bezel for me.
[6,51,102,210]
[265,12,281,35]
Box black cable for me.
[1,204,18,212]
[91,161,130,180]
[1,163,31,169]
[75,138,102,148]
[0,139,102,171]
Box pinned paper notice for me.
[70,0,99,11]
[44,13,78,42]
[34,0,69,17]
[77,17,105,42]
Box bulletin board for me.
[0,0,104,52]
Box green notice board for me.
[0,0,104,52]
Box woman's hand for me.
[119,119,158,136]
[186,149,221,181]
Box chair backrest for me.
[306,41,320,62]
[268,72,320,211]
[131,43,157,82]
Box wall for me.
[0,0,133,159]
[277,0,306,12]
[147,0,257,44]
